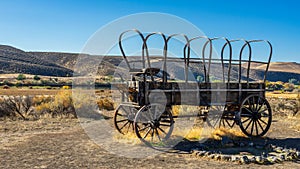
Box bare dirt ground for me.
[0,89,61,96]
[0,112,300,169]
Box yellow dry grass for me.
[266,92,298,99]
[211,127,246,140]
[113,125,246,145]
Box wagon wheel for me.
[134,104,174,147]
[204,105,225,129]
[220,111,236,128]
[237,94,272,137]
[114,104,138,134]
[219,105,237,128]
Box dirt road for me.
[0,116,299,169]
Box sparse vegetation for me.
[97,98,114,110]
[0,96,33,119]
[16,74,26,81]
[33,75,41,80]
[34,90,76,118]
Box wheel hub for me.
[252,111,261,120]
[150,120,160,129]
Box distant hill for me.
[0,45,73,76]
[241,62,300,82]
[0,45,299,82]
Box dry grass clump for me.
[177,126,203,140]
[268,96,299,117]
[97,98,114,111]
[211,127,246,140]
[113,131,141,145]
[34,90,76,118]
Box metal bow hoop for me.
[118,29,146,70]
[184,36,210,82]
[143,32,168,82]
[166,34,189,83]
[118,29,272,83]
[246,40,273,83]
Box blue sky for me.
[0,0,299,62]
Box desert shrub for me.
[33,75,41,80]
[0,96,33,119]
[34,90,76,118]
[62,85,70,89]
[33,96,54,114]
[270,97,299,116]
[97,98,114,110]
[16,74,26,80]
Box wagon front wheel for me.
[238,95,272,137]
[114,104,138,134]
[134,104,174,147]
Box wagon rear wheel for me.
[238,94,272,137]
[114,104,138,134]
[220,111,236,128]
[134,104,174,147]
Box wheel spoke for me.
[126,122,132,133]
[255,120,259,136]
[257,100,266,112]
[143,127,152,139]
[252,96,255,111]
[258,108,268,114]
[246,99,251,110]
[151,129,155,142]
[116,119,128,123]
[225,119,234,128]
[240,112,252,117]
[132,122,134,131]
[245,119,253,131]
[160,123,171,127]
[255,97,260,111]
[160,119,172,123]
[250,119,255,135]
[120,106,128,115]
[260,112,270,117]
[258,118,268,125]
[257,119,265,131]
[155,128,162,142]
[221,119,226,127]
[242,117,251,123]
[119,120,130,130]
[158,126,167,135]
[243,107,253,114]
[139,124,151,132]
[117,112,125,116]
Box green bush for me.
[17,74,26,80]
[33,75,41,80]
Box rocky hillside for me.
[0,45,73,76]
[0,45,299,82]
[242,62,300,82]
